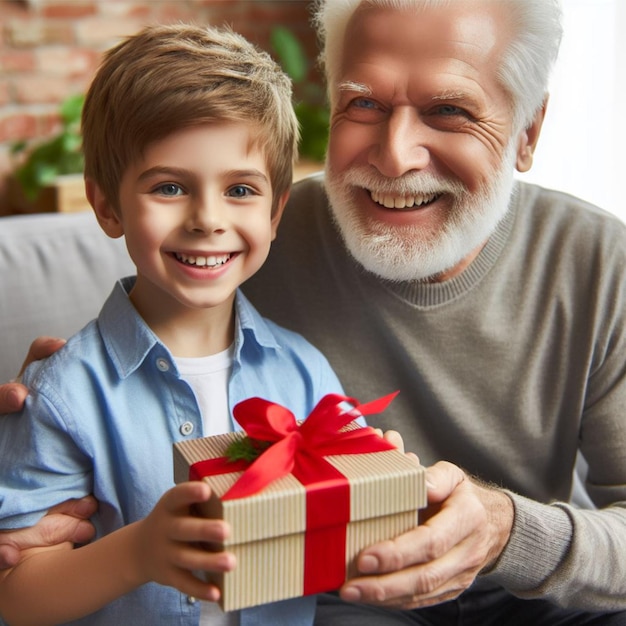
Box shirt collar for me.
[98,277,281,379]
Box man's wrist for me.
[474,480,515,573]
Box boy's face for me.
[102,122,283,331]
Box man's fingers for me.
[382,429,403,452]
[19,337,67,377]
[0,495,101,570]
[0,544,20,569]
[378,430,421,466]
[45,496,98,544]
[424,461,467,503]
[47,495,98,519]
[341,562,468,609]
[0,337,67,415]
[341,533,483,608]
[0,383,28,414]
[35,513,96,547]
[355,521,456,576]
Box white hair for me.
[313,0,563,131]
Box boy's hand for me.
[0,496,97,569]
[0,337,66,414]
[134,481,236,601]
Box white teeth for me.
[176,252,231,267]
[370,190,439,209]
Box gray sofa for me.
[0,210,134,383]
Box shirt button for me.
[180,421,194,436]
[156,358,170,372]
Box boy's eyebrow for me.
[137,166,189,182]
[225,169,269,183]
[136,166,269,183]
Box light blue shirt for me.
[0,277,344,625]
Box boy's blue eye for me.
[156,183,183,196]
[227,185,254,198]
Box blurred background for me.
[518,0,625,222]
[0,0,324,215]
[0,0,623,221]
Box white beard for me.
[324,141,518,282]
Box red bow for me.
[223,391,398,499]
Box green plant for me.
[270,26,329,162]
[10,93,85,201]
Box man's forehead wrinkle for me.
[448,37,494,60]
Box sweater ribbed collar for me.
[358,183,519,308]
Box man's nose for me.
[369,107,430,177]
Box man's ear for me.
[516,96,548,173]
[85,178,124,239]
[270,190,290,241]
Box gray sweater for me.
[243,176,626,610]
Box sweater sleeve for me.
[479,187,626,610]
[483,494,626,611]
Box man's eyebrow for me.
[337,80,372,95]
[431,90,471,102]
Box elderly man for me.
[2,1,625,624]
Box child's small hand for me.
[134,481,235,602]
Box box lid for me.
[174,431,425,546]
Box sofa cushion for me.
[0,211,134,383]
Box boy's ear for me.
[515,96,548,173]
[85,178,124,239]
[270,190,290,240]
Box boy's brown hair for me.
[81,23,299,213]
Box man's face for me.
[325,1,528,282]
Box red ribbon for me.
[190,391,399,595]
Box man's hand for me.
[0,337,66,413]
[339,461,514,609]
[0,496,97,569]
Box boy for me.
[0,23,343,626]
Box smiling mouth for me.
[370,190,442,210]
[174,252,232,268]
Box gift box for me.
[173,392,427,612]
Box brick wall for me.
[0,0,319,207]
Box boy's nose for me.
[186,197,226,234]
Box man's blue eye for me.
[438,105,464,116]
[353,97,378,109]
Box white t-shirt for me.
[175,346,238,626]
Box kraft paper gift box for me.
[173,392,427,612]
